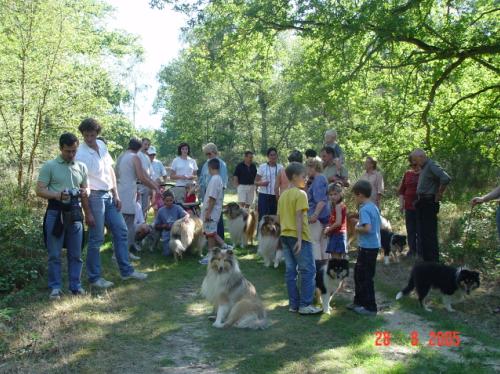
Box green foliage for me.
[153,0,499,189]
[0,0,144,193]
[0,179,45,295]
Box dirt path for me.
[156,285,222,374]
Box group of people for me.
[37,119,499,318]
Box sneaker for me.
[129,252,141,260]
[353,306,377,316]
[298,305,323,315]
[221,243,234,250]
[71,287,86,296]
[121,271,148,280]
[289,307,298,313]
[199,255,210,265]
[90,278,114,289]
[346,303,360,311]
[49,288,62,300]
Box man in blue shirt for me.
[348,180,381,316]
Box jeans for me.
[45,209,83,291]
[281,236,316,309]
[87,191,134,282]
[161,232,171,256]
[416,199,440,262]
[258,193,278,220]
[404,209,418,255]
[353,248,378,312]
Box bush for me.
[0,180,46,298]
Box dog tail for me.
[170,238,185,254]
[396,275,415,300]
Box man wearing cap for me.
[148,146,167,184]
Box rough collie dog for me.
[380,229,407,265]
[201,248,268,329]
[257,215,282,268]
[316,258,349,314]
[396,262,480,312]
[223,202,257,248]
[169,215,206,260]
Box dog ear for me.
[226,249,234,256]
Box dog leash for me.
[459,204,476,266]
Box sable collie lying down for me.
[201,248,268,329]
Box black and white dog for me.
[396,262,480,312]
[316,259,349,314]
[380,229,407,265]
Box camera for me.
[62,188,83,222]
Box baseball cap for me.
[147,146,157,155]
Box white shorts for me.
[237,184,256,205]
[203,220,218,236]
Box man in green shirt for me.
[36,133,90,299]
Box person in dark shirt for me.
[233,151,258,208]
[411,149,451,262]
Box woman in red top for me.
[398,156,421,257]
[324,183,347,258]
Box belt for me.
[418,194,435,199]
[90,189,110,193]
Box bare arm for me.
[331,204,342,229]
[356,223,372,234]
[233,176,239,188]
[472,185,500,205]
[133,157,159,191]
[36,181,62,201]
[204,196,216,221]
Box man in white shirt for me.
[76,118,147,288]
[147,146,167,183]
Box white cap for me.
[147,146,157,155]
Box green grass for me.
[2,247,498,373]
[1,192,499,373]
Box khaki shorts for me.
[237,184,256,205]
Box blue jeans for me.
[161,231,171,256]
[87,191,134,282]
[496,206,500,243]
[281,236,316,309]
[45,209,83,291]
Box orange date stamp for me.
[375,331,461,347]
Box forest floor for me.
[1,196,500,374]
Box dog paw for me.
[273,261,279,269]
[424,307,433,312]
[395,292,403,300]
[212,321,224,328]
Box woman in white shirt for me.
[170,142,198,187]
[255,147,284,219]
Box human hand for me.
[85,213,96,227]
[309,214,318,224]
[204,211,211,222]
[79,188,88,199]
[471,197,483,206]
[293,240,302,255]
[114,197,122,211]
[323,227,330,235]
[260,180,270,187]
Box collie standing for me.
[201,248,268,329]
[257,215,282,268]
[224,202,257,248]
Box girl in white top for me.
[170,142,198,187]
[255,147,284,218]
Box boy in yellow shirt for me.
[277,162,322,315]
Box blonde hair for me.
[202,143,218,154]
[305,157,323,173]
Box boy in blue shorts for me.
[348,180,381,316]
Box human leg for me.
[281,236,299,310]
[87,193,106,283]
[65,220,84,292]
[405,209,418,256]
[45,210,64,291]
